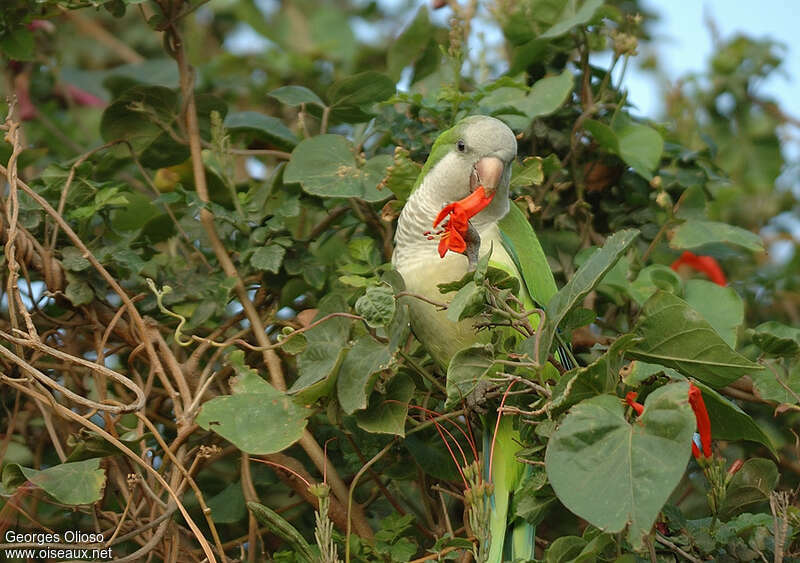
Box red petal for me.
[457,186,494,217]
[434,203,457,228]
[671,251,727,286]
[432,186,494,258]
[438,236,448,258]
[625,391,644,415]
[688,383,712,458]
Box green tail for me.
[484,415,534,562]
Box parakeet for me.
[393,115,565,562]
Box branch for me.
[167,24,372,538]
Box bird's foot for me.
[464,221,481,272]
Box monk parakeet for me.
[393,115,567,561]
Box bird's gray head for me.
[393,115,517,269]
[408,115,517,228]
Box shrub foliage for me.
[1,0,799,561]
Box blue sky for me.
[233,0,799,124]
[628,0,800,120]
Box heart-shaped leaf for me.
[285,135,391,201]
[546,382,695,549]
[197,358,310,455]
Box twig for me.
[0,330,145,413]
[61,9,146,63]
[655,533,702,563]
[167,24,368,532]
[0,163,174,419]
[396,291,448,309]
[346,439,396,562]
[0,377,216,562]
[137,414,228,562]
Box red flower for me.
[625,391,644,415]
[688,383,712,459]
[670,251,727,286]
[431,186,494,258]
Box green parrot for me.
[393,115,565,562]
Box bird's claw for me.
[464,221,481,272]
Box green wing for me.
[498,202,558,307]
[499,203,575,369]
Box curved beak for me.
[469,156,505,195]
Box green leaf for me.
[3,459,106,505]
[585,118,663,179]
[718,458,779,520]
[284,135,390,202]
[361,154,395,201]
[403,433,461,481]
[628,264,682,306]
[628,291,763,388]
[584,119,618,152]
[65,429,152,462]
[224,111,298,151]
[290,343,346,403]
[538,229,639,365]
[550,334,638,413]
[519,69,574,119]
[111,191,161,231]
[670,220,764,252]
[380,146,422,202]
[207,482,246,524]
[65,279,95,306]
[247,502,314,563]
[615,121,664,180]
[446,281,486,322]
[750,360,800,405]
[355,285,396,328]
[510,157,545,188]
[0,27,35,61]
[61,247,91,272]
[290,301,352,403]
[268,85,325,107]
[445,344,495,409]
[387,6,433,81]
[102,59,179,95]
[693,381,777,457]
[356,373,415,436]
[622,361,682,386]
[100,86,179,156]
[348,237,377,263]
[251,244,286,273]
[684,280,744,348]
[196,379,309,454]
[544,536,586,563]
[752,321,800,357]
[546,382,696,549]
[337,336,393,414]
[327,71,395,122]
[540,0,604,39]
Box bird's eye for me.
[456,140,466,152]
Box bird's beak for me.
[470,156,505,196]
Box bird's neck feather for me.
[393,153,509,272]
